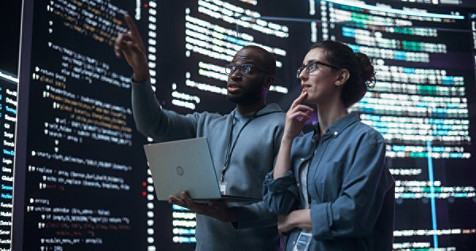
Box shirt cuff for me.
[310,201,334,240]
[263,171,296,193]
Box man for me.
[114,15,285,250]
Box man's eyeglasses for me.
[225,63,270,75]
[296,60,339,78]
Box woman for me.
[263,41,395,250]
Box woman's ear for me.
[334,69,350,87]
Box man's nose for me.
[230,68,242,78]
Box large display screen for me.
[11,0,476,250]
[14,0,155,250]
[312,1,476,249]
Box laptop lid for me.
[144,137,222,201]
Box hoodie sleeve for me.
[131,81,197,141]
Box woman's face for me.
[299,48,340,105]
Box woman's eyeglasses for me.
[296,60,339,78]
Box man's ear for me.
[264,75,275,89]
[335,69,350,87]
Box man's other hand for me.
[169,191,238,223]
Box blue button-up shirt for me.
[264,112,395,250]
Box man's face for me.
[226,48,269,105]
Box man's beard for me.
[227,90,262,105]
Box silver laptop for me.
[144,137,260,202]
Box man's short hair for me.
[242,45,276,76]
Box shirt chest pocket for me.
[313,161,345,201]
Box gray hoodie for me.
[132,81,285,250]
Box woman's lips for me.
[301,84,311,92]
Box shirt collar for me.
[313,112,360,139]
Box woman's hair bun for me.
[355,52,375,86]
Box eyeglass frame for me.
[296,60,339,79]
[225,63,271,75]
